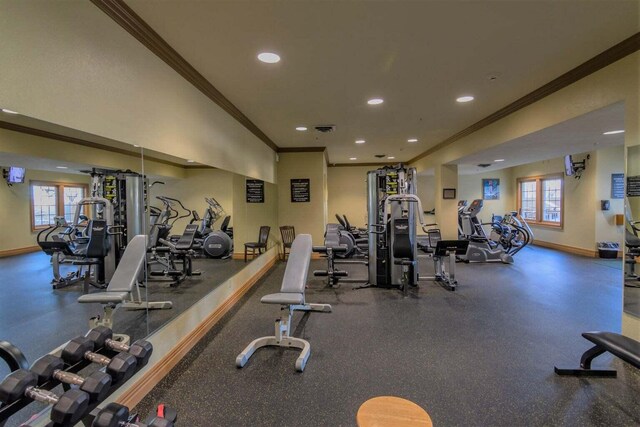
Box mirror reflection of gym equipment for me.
[0,3,638,426]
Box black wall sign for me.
[611,173,625,199]
[291,178,310,203]
[628,175,640,197]
[246,179,264,203]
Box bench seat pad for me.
[583,331,640,368]
[78,292,129,304]
[261,293,304,305]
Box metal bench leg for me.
[236,306,314,372]
[554,345,617,377]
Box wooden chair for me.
[244,226,270,262]
[280,226,296,260]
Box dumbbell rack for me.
[0,345,146,427]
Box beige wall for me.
[327,166,371,229]
[0,128,184,180]
[416,174,436,212]
[458,168,515,221]
[232,175,279,254]
[0,169,90,252]
[0,0,277,182]
[511,152,597,251]
[508,147,624,252]
[277,152,327,245]
[594,145,625,245]
[148,168,234,234]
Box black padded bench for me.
[555,331,640,377]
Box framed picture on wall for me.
[442,188,456,199]
[482,179,500,200]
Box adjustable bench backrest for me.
[280,234,312,294]
[175,224,199,251]
[104,235,146,293]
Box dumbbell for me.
[85,326,153,367]
[0,369,89,426]
[30,354,111,403]
[93,403,174,427]
[62,337,137,384]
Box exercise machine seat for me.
[260,234,312,305]
[261,293,305,305]
[626,230,640,248]
[583,332,640,369]
[78,235,146,304]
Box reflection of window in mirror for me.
[0,135,150,383]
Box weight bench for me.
[555,331,640,377]
[236,234,332,372]
[78,235,172,330]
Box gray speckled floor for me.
[134,246,639,427]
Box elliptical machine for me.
[188,197,233,259]
[458,199,514,264]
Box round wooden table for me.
[357,396,433,427]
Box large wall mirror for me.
[0,115,147,381]
[0,122,282,383]
[624,144,640,317]
[139,150,279,336]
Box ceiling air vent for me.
[314,125,336,133]
[477,163,491,168]
[374,154,386,159]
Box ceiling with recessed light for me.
[126,0,638,164]
[454,102,625,175]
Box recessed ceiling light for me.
[133,144,140,147]
[1,108,18,114]
[456,95,474,103]
[295,126,307,131]
[387,156,395,160]
[407,138,418,143]
[494,159,505,162]
[367,98,384,105]
[350,157,357,160]
[257,52,280,63]
[187,160,195,163]
[56,166,68,169]
[603,130,624,135]
[355,139,366,144]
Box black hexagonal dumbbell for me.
[61,337,137,384]
[0,369,89,426]
[30,354,112,403]
[92,402,175,427]
[85,327,153,367]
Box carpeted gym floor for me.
[0,251,246,380]
[133,245,639,426]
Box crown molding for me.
[410,32,640,164]
[91,0,278,152]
